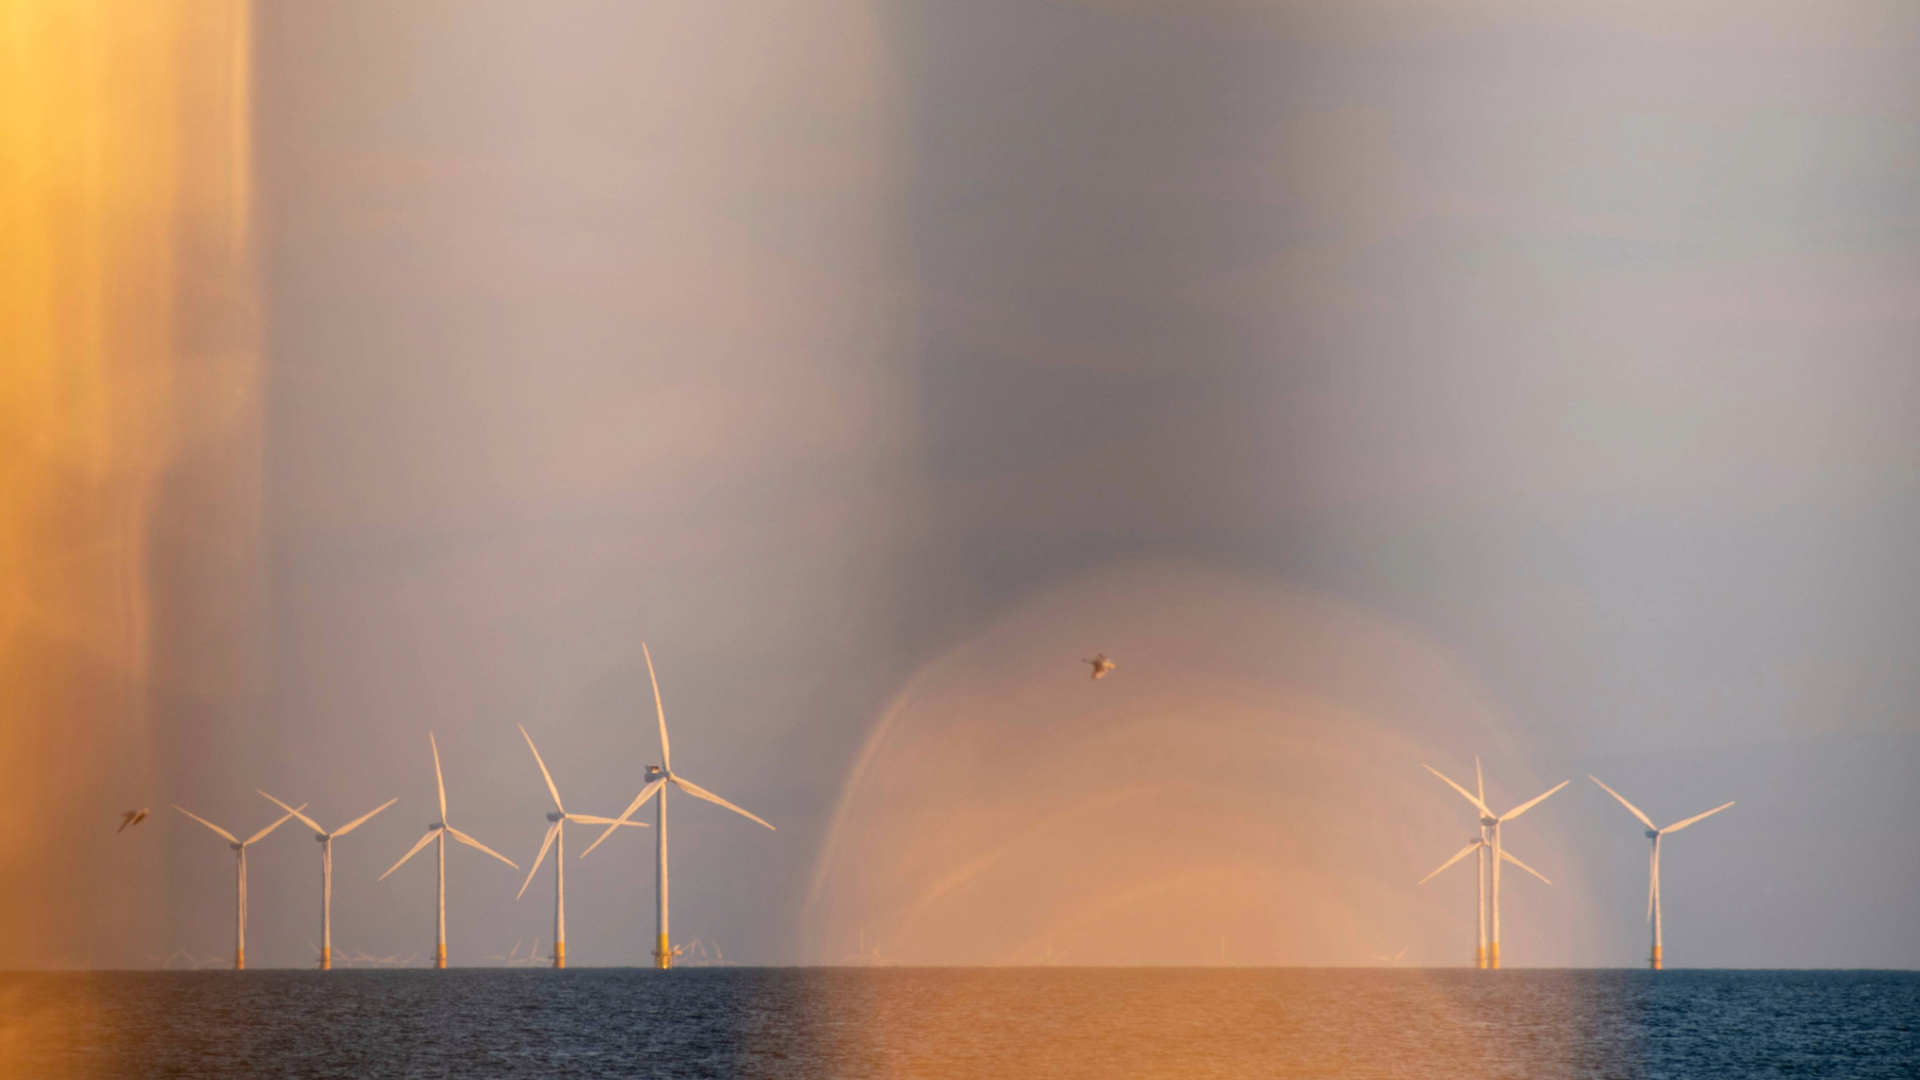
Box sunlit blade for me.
[429,733,448,822]
[516,823,559,901]
[565,814,649,827]
[1661,801,1734,835]
[446,826,519,869]
[1588,775,1656,830]
[380,829,440,880]
[643,641,670,773]
[1423,765,1492,816]
[519,724,565,814]
[670,776,774,830]
[1474,756,1485,806]
[1499,847,1551,885]
[245,805,306,846]
[256,790,324,835]
[1418,840,1482,885]
[1499,780,1568,823]
[332,798,398,838]
[580,779,664,859]
[171,806,240,846]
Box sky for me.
[7,0,1919,969]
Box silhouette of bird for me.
[118,809,149,832]
[1085,654,1116,680]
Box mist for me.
[7,0,1918,970]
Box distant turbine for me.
[380,733,518,969]
[172,802,306,969]
[1423,760,1567,968]
[1589,776,1734,970]
[257,790,397,970]
[581,642,774,969]
[514,724,648,968]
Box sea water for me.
[1,968,1913,1079]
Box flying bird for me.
[118,809,149,832]
[1085,654,1116,680]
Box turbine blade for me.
[670,776,774,830]
[564,814,649,827]
[1423,765,1492,816]
[256,790,324,835]
[332,798,398,838]
[244,805,306,846]
[1474,756,1485,806]
[381,829,440,880]
[171,806,240,846]
[1499,779,1569,823]
[430,733,448,823]
[1499,847,1552,885]
[446,826,519,870]
[643,641,670,773]
[580,779,664,859]
[516,823,559,901]
[519,724,565,814]
[1588,775,1657,830]
[1418,841,1482,885]
[1661,801,1734,835]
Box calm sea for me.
[0,969,1913,1079]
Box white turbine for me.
[1423,760,1567,968]
[1589,775,1734,970]
[380,733,518,969]
[172,802,306,970]
[514,723,648,968]
[581,642,774,968]
[256,790,396,970]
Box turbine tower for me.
[514,723,649,968]
[172,802,306,969]
[1423,761,1567,968]
[1589,776,1734,970]
[380,733,518,969]
[257,790,397,970]
[581,642,774,969]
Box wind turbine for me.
[514,723,648,968]
[581,642,774,969]
[172,802,306,969]
[256,790,396,970]
[380,733,518,969]
[1589,776,1734,970]
[1423,760,1567,968]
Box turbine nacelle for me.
[1645,828,1660,839]
[1480,815,1499,827]
[547,811,565,823]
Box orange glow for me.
[0,0,258,1000]
[807,563,1594,968]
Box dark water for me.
[1,969,1913,1079]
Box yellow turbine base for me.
[436,944,447,969]
[320,946,330,971]
[235,947,244,971]
[1488,942,1500,969]
[1474,946,1486,969]
[655,933,672,970]
[1650,946,1662,970]
[554,941,566,969]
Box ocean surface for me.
[0,968,1913,1079]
